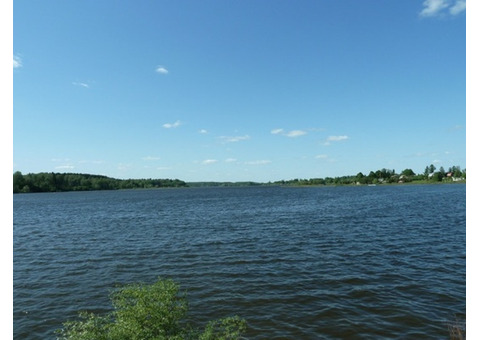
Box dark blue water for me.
[13,184,466,339]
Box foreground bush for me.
[56,278,246,340]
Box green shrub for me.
[56,278,246,340]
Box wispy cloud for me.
[13,55,22,68]
[219,135,250,143]
[420,0,465,17]
[163,120,182,128]
[244,160,272,165]
[225,158,237,163]
[324,135,349,145]
[55,165,75,170]
[155,66,169,74]
[199,129,208,134]
[142,156,161,161]
[285,130,307,138]
[420,0,449,16]
[315,154,328,159]
[271,128,307,138]
[327,135,349,142]
[202,159,218,165]
[72,82,89,88]
[271,128,284,135]
[449,0,466,14]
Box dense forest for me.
[13,172,187,193]
[13,164,465,193]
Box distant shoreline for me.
[13,170,465,194]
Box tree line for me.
[13,164,465,193]
[272,164,466,186]
[13,171,187,193]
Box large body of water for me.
[13,184,465,339]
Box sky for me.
[12,0,467,182]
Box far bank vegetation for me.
[13,164,465,193]
[273,164,465,186]
[12,172,187,193]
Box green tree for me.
[13,171,25,193]
[449,166,463,178]
[56,278,246,340]
[401,169,415,176]
[431,172,444,182]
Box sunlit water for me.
[13,184,466,339]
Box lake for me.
[13,184,466,339]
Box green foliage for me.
[431,172,444,182]
[58,312,112,340]
[269,164,465,186]
[14,163,466,193]
[56,278,246,340]
[401,168,415,176]
[199,316,247,340]
[187,181,261,187]
[13,172,187,193]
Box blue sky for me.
[12,0,466,182]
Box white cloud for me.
[142,156,161,161]
[271,128,307,138]
[202,159,218,165]
[450,0,466,15]
[155,66,169,74]
[55,165,75,170]
[324,135,349,146]
[420,0,449,16]
[199,129,208,134]
[285,130,307,138]
[420,0,465,17]
[219,135,250,143]
[244,160,271,165]
[72,82,89,88]
[163,120,182,128]
[13,55,22,68]
[327,135,349,142]
[225,158,237,163]
[315,154,328,159]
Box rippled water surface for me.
[13,184,466,339]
